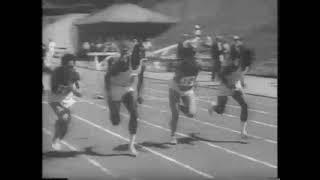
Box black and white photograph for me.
[42,0,278,179]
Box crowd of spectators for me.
[176,25,256,85]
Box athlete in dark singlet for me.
[208,44,249,140]
[49,54,82,151]
[168,43,201,144]
[104,40,145,155]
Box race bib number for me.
[179,76,196,86]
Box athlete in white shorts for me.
[168,49,201,144]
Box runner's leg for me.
[232,90,248,138]
[49,102,71,150]
[122,91,139,155]
[180,90,196,118]
[122,91,138,135]
[107,99,121,126]
[209,95,228,116]
[169,88,180,144]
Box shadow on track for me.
[112,133,247,154]
[188,133,249,144]
[113,141,172,153]
[43,146,136,159]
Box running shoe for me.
[52,140,62,151]
[130,144,138,156]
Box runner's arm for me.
[137,61,146,104]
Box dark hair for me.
[61,54,76,66]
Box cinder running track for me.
[42,66,277,180]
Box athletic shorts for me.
[168,79,194,96]
[49,92,76,108]
[108,85,135,101]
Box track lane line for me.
[143,94,277,128]
[42,102,215,179]
[145,87,276,116]
[139,104,277,144]
[66,100,277,169]
[42,128,117,179]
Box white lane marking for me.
[143,94,277,128]
[219,112,277,128]
[42,128,116,178]
[70,100,277,169]
[44,99,276,143]
[145,87,276,116]
[42,102,214,179]
[71,114,215,179]
[139,119,277,169]
[148,82,276,106]
[140,104,277,144]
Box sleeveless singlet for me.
[109,55,142,101]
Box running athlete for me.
[49,54,82,151]
[168,41,201,144]
[208,45,249,139]
[104,40,145,156]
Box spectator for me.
[79,42,90,57]
[96,41,104,52]
[46,39,56,63]
[230,36,255,87]
[194,25,202,37]
[90,42,96,52]
[82,42,90,51]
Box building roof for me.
[75,3,179,25]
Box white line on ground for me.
[148,82,275,106]
[219,112,277,128]
[143,94,277,128]
[140,104,277,144]
[66,100,277,168]
[71,114,215,179]
[42,128,117,178]
[81,97,277,142]
[43,102,215,179]
[139,119,277,169]
[145,87,276,116]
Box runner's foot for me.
[129,144,138,156]
[170,136,178,145]
[52,139,62,151]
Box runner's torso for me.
[170,60,200,94]
[49,66,79,107]
[108,55,143,101]
[109,55,142,88]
